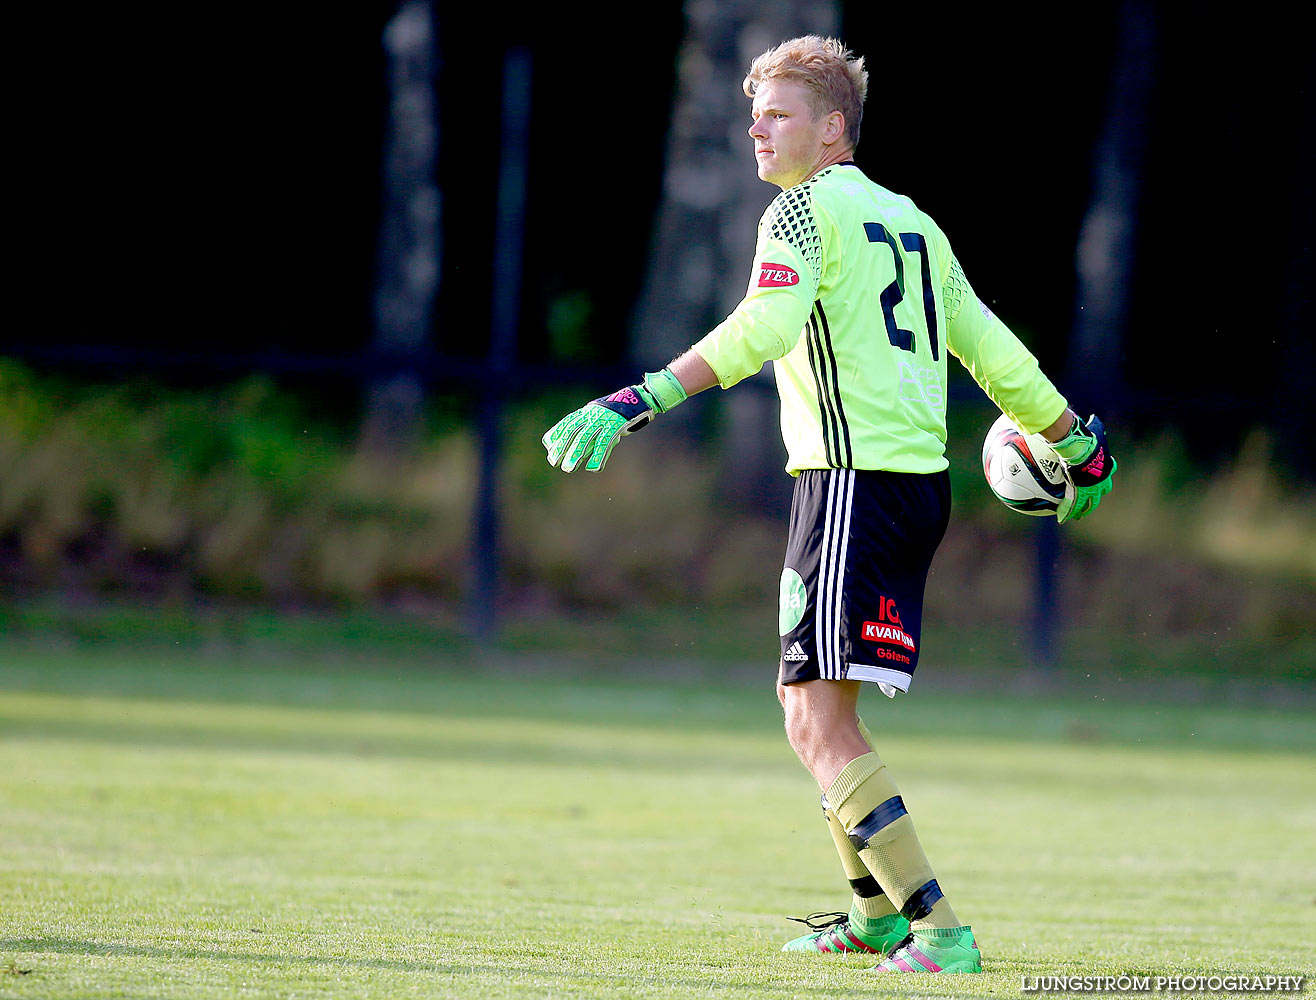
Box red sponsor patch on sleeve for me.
[757,262,800,287]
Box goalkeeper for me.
[543,35,1115,975]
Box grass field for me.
[1,644,1312,999]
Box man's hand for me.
[1051,413,1117,523]
[542,369,687,473]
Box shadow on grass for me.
[0,936,939,998]
[2,935,465,976]
[0,710,785,774]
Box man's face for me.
[748,79,836,189]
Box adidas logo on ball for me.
[981,413,1075,517]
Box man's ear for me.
[823,110,846,145]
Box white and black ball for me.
[981,414,1074,517]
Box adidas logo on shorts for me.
[783,641,809,663]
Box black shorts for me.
[778,468,950,693]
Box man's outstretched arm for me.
[541,350,720,473]
[942,250,1118,524]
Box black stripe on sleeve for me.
[806,314,839,467]
[814,303,853,467]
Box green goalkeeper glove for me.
[542,368,688,472]
[1051,413,1117,523]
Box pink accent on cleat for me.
[892,957,916,972]
[907,945,943,972]
[841,929,877,953]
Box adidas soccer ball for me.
[981,414,1074,517]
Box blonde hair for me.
[743,36,868,148]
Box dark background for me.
[26,4,1315,468]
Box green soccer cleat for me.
[872,926,982,973]
[781,909,910,955]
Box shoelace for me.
[786,910,850,932]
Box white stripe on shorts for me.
[814,468,855,681]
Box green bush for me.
[1,360,1312,682]
[0,363,471,603]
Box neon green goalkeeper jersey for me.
[692,163,1068,474]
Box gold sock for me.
[819,797,898,922]
[826,752,960,931]
[823,715,896,922]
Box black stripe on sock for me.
[846,795,908,850]
[900,879,944,921]
[848,874,885,899]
